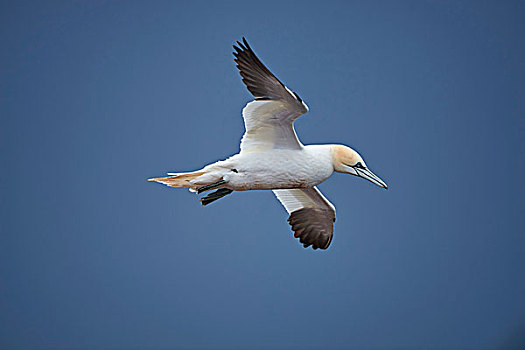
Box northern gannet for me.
[149,38,387,250]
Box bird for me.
[149,38,387,250]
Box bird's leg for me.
[196,179,228,194]
[200,188,234,206]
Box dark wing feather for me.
[273,187,336,250]
[233,38,306,113]
[288,208,335,250]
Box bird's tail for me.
[149,168,233,205]
[148,171,206,188]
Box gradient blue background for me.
[1,1,524,349]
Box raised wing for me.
[273,187,336,250]
[233,38,308,153]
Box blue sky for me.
[1,1,524,349]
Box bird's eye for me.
[355,162,363,169]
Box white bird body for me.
[149,38,387,250]
[192,145,335,191]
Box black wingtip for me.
[236,40,247,51]
[231,37,296,102]
[232,37,252,54]
[288,208,335,250]
[242,37,250,49]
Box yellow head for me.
[332,145,388,189]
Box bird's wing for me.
[233,38,309,153]
[273,187,336,250]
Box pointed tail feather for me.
[148,171,206,188]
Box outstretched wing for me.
[233,38,308,153]
[273,187,336,250]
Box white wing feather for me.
[273,187,335,214]
[240,100,304,153]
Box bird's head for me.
[332,145,388,189]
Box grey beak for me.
[356,167,388,189]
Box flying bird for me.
[149,38,387,250]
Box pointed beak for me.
[356,167,388,189]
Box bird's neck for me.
[303,144,335,162]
